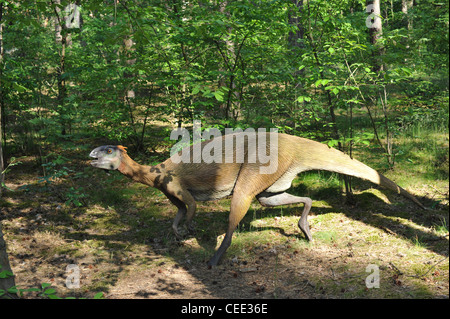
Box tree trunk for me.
[288,0,305,113]
[288,0,304,52]
[0,225,18,299]
[54,0,68,135]
[0,4,16,299]
[367,1,394,167]
[367,0,383,72]
[0,2,4,196]
[402,0,413,29]
[216,1,242,121]
[123,34,137,140]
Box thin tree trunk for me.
[288,0,305,113]
[367,0,384,73]
[402,0,413,29]
[0,2,4,196]
[0,226,18,299]
[54,0,68,135]
[288,0,304,54]
[0,4,16,298]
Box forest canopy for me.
[0,0,448,160]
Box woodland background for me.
[0,0,448,299]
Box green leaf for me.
[328,47,335,54]
[192,86,201,95]
[7,287,19,294]
[22,287,41,293]
[297,96,311,102]
[12,82,30,93]
[41,283,52,289]
[327,139,339,147]
[93,292,104,299]
[213,90,224,102]
[44,288,56,295]
[0,270,14,278]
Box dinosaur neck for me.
[117,152,158,187]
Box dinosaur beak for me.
[89,147,102,167]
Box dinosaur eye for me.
[107,148,112,154]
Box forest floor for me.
[1,128,449,299]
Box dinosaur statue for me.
[89,132,424,266]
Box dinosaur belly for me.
[189,188,233,201]
[265,168,299,193]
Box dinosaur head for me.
[89,145,127,170]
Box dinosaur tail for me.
[308,144,425,209]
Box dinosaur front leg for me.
[165,193,187,239]
[166,189,197,238]
[172,207,186,239]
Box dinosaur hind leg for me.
[257,192,313,241]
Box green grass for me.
[434,217,449,236]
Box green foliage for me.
[1,157,23,192]
[1,266,104,299]
[0,267,13,279]
[0,0,447,179]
